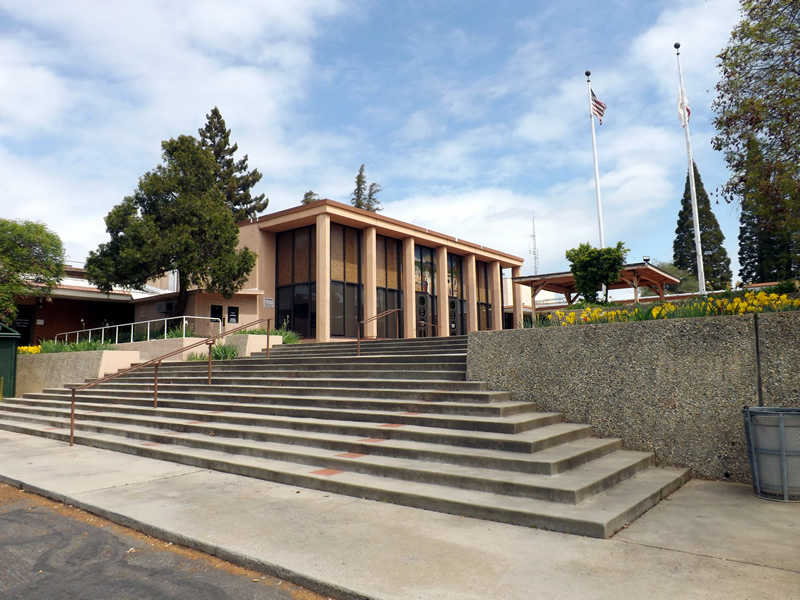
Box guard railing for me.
[357,308,401,356]
[67,318,271,446]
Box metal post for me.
[265,318,272,359]
[207,341,214,384]
[675,42,706,294]
[585,71,605,249]
[70,389,76,446]
[153,362,159,408]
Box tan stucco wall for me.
[15,351,140,396]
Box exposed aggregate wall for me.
[467,312,800,482]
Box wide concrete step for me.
[0,417,688,538]
[0,400,574,452]
[0,410,604,473]
[261,346,468,359]
[80,382,511,404]
[24,390,534,418]
[92,375,488,393]
[1,397,552,434]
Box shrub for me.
[17,345,41,354]
[186,343,238,361]
[235,317,301,344]
[39,340,118,353]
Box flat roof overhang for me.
[242,199,524,269]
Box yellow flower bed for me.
[17,345,41,354]
[547,292,800,327]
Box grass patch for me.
[39,340,118,353]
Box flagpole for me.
[674,43,706,294]
[585,70,605,249]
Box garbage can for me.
[0,323,21,398]
[743,406,800,502]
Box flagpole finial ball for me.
[674,42,681,49]
[585,70,591,77]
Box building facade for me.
[192,200,526,342]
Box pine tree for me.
[672,162,732,290]
[198,107,268,222]
[737,138,799,283]
[350,164,382,212]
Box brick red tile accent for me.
[336,453,365,459]
[379,423,404,428]
[141,442,160,447]
[311,468,343,477]
[358,438,387,443]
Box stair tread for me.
[0,418,686,537]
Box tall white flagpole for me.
[674,43,706,294]
[585,70,605,249]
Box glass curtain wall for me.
[447,254,466,335]
[330,223,362,337]
[476,260,492,331]
[414,245,437,336]
[376,235,403,338]
[276,226,316,338]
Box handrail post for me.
[207,340,214,384]
[266,318,272,359]
[70,388,76,446]
[153,361,159,409]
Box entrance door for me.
[13,306,34,346]
[416,292,432,337]
[448,297,465,336]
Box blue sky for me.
[0,0,743,284]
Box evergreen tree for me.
[672,162,732,290]
[350,164,382,212]
[198,107,268,222]
[738,138,799,282]
[86,136,257,317]
[301,190,320,205]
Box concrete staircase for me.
[0,336,688,538]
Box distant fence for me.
[54,316,222,345]
[466,312,800,482]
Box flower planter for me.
[743,406,800,502]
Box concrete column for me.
[316,213,331,342]
[261,231,277,328]
[464,254,478,333]
[435,246,449,337]
[363,226,377,339]
[512,266,523,329]
[402,237,416,339]
[490,261,503,330]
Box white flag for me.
[678,87,690,127]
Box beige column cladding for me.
[512,265,523,329]
[464,254,478,333]
[490,260,503,330]
[316,213,331,343]
[402,237,416,339]
[363,226,378,339]
[435,246,449,337]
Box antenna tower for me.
[528,213,540,275]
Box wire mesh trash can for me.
[743,407,800,502]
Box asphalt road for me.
[0,483,329,600]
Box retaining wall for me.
[15,351,140,397]
[466,312,800,482]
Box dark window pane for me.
[330,282,344,337]
[277,232,293,287]
[294,228,309,283]
[331,224,344,281]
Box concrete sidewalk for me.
[0,429,798,599]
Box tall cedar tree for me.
[350,164,382,212]
[0,219,65,325]
[85,136,257,317]
[738,138,799,282]
[198,107,268,222]
[301,190,320,204]
[672,162,732,290]
[712,1,799,223]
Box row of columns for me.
[313,214,516,342]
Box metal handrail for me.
[357,308,401,356]
[55,316,223,345]
[68,317,271,446]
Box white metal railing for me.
[54,316,223,345]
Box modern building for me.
[138,200,526,342]
[15,200,526,344]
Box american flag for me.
[590,89,607,124]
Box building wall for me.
[17,297,134,345]
[466,312,800,483]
